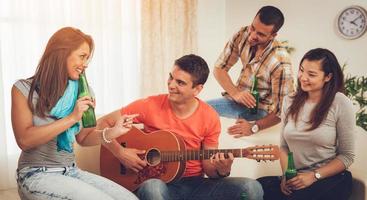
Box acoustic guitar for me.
[100,126,279,191]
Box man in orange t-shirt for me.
[99,54,263,200]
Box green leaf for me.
[343,64,367,132]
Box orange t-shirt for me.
[120,94,221,177]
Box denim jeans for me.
[257,171,352,200]
[136,176,264,200]
[207,97,267,121]
[16,165,138,200]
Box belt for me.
[17,164,76,183]
[39,163,76,173]
[39,166,68,173]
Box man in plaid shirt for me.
[207,6,295,137]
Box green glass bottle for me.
[250,76,259,114]
[78,71,96,128]
[285,152,297,180]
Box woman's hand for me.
[70,96,94,122]
[286,171,317,190]
[280,176,292,195]
[106,114,139,140]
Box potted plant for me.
[343,64,367,132]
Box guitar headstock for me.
[243,145,280,162]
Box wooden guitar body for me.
[100,127,186,191]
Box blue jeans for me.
[136,176,264,200]
[207,97,268,121]
[257,171,352,200]
[16,165,138,200]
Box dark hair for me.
[28,27,94,117]
[286,48,345,131]
[256,6,284,33]
[174,54,209,87]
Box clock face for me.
[337,6,367,39]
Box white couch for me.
[74,117,367,199]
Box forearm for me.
[102,140,123,156]
[77,128,105,146]
[314,159,346,179]
[256,112,280,131]
[213,67,238,96]
[77,110,117,146]
[15,115,78,150]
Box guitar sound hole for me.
[146,148,161,166]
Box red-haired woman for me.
[11,27,138,200]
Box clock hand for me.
[350,15,362,25]
[350,21,357,26]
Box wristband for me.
[102,128,112,143]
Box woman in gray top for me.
[11,27,138,200]
[258,48,355,200]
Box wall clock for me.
[337,6,367,39]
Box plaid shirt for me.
[215,26,295,117]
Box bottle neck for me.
[287,152,296,169]
[78,72,90,97]
[251,77,257,92]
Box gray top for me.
[14,80,75,170]
[280,92,355,172]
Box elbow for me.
[75,136,85,146]
[337,153,355,169]
[16,138,33,151]
[213,67,220,79]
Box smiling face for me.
[298,59,332,94]
[167,65,203,104]
[247,15,276,47]
[66,42,90,80]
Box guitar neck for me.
[161,149,247,162]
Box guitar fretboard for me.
[160,149,247,162]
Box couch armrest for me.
[74,143,101,175]
[348,127,367,200]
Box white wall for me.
[198,0,367,100]
[197,0,226,100]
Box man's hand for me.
[115,147,147,173]
[230,90,256,108]
[286,172,316,190]
[227,119,252,138]
[210,152,234,176]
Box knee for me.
[222,178,263,200]
[136,179,169,200]
[239,178,264,200]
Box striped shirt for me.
[215,26,295,117]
